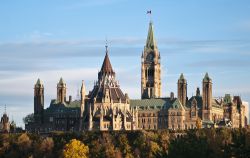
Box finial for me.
[4,104,6,114]
[105,37,108,53]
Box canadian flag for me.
[147,10,151,14]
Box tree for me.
[117,134,132,158]
[196,118,202,129]
[23,113,34,124]
[16,133,32,157]
[39,137,54,157]
[100,132,116,158]
[159,130,170,156]
[63,139,89,158]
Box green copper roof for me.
[203,72,211,82]
[180,73,184,80]
[130,98,181,110]
[224,94,232,104]
[178,73,186,83]
[35,78,43,88]
[146,21,157,49]
[170,99,183,110]
[48,99,81,109]
[187,96,203,109]
[58,77,65,84]
[36,78,42,85]
[130,98,166,109]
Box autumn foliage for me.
[0,128,249,158]
[63,139,89,158]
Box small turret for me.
[202,73,212,120]
[79,80,86,131]
[178,73,187,106]
[34,78,44,124]
[196,87,201,96]
[170,92,175,101]
[57,77,66,103]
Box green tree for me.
[159,130,170,156]
[23,113,34,124]
[117,134,133,158]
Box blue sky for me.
[0,0,250,127]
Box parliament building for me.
[25,21,248,132]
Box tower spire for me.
[146,21,157,49]
[141,20,161,99]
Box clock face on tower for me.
[146,52,154,62]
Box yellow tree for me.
[196,118,202,129]
[63,139,89,158]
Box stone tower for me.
[34,78,44,123]
[79,80,86,130]
[202,73,212,120]
[177,73,187,106]
[57,77,66,103]
[0,112,10,133]
[141,21,161,99]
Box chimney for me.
[196,87,200,96]
[69,95,72,103]
[170,92,174,100]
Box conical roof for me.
[179,73,185,80]
[35,78,43,87]
[203,72,212,82]
[178,73,186,82]
[100,48,114,74]
[58,77,65,84]
[146,21,157,49]
[36,78,42,85]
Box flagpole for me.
[147,10,152,22]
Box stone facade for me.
[141,22,161,99]
[81,46,138,131]
[25,21,248,133]
[26,45,137,133]
[130,22,247,130]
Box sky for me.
[0,0,250,127]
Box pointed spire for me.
[81,80,86,93]
[203,72,212,82]
[36,78,41,85]
[146,21,157,49]
[35,78,43,87]
[100,44,114,74]
[196,87,201,96]
[58,77,65,84]
[179,73,185,80]
[178,73,186,83]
